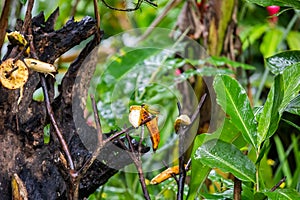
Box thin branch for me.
[271,176,286,192]
[93,0,101,29]
[138,0,181,42]
[144,0,157,7]
[21,0,34,34]
[177,102,182,115]
[177,93,207,200]
[104,115,155,143]
[70,0,80,17]
[162,160,179,184]
[25,9,75,172]
[91,94,103,146]
[125,133,151,200]
[78,114,155,177]
[0,0,12,55]
[40,76,75,171]
[185,158,191,171]
[100,0,145,12]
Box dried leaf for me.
[11,173,28,200]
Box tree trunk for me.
[0,8,140,199]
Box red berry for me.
[266,6,280,16]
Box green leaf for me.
[43,124,51,144]
[187,135,211,200]
[264,189,300,200]
[287,31,300,50]
[257,62,300,146]
[246,0,300,9]
[241,24,268,51]
[266,50,300,75]
[213,75,257,149]
[187,119,242,200]
[282,119,300,132]
[274,135,292,185]
[260,28,283,58]
[285,94,300,115]
[280,63,300,114]
[194,139,256,183]
[104,48,160,81]
[19,0,27,4]
[207,56,256,70]
[257,75,284,146]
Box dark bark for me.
[0,8,143,199]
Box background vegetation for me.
[1,0,300,199]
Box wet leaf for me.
[257,75,283,146]
[264,189,300,200]
[194,139,256,183]
[257,63,300,146]
[266,50,300,75]
[284,94,300,115]
[213,75,257,149]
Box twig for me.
[177,93,207,200]
[91,95,103,146]
[70,0,80,17]
[185,158,191,171]
[162,160,179,184]
[21,0,34,34]
[24,3,75,172]
[25,8,74,171]
[125,132,151,200]
[0,0,12,54]
[93,0,101,29]
[177,102,182,115]
[40,76,75,171]
[271,176,286,192]
[138,0,181,42]
[78,114,155,177]
[100,0,144,12]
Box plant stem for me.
[233,177,241,200]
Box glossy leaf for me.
[266,50,300,75]
[213,75,257,149]
[246,0,300,9]
[285,94,300,115]
[257,75,283,146]
[187,118,244,200]
[187,135,211,200]
[264,189,300,200]
[258,62,300,145]
[194,139,256,183]
[280,63,300,114]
